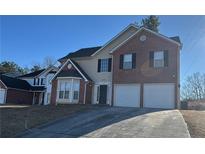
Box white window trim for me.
[56,79,80,103]
[154,51,165,68]
[100,58,109,72]
[123,54,132,69]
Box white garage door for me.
[114,84,140,107]
[144,83,175,109]
[0,89,5,104]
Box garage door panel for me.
[144,84,175,109]
[114,84,140,107]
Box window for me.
[41,78,46,85]
[58,80,80,101]
[100,59,109,72]
[59,82,64,99]
[58,81,71,99]
[33,78,36,85]
[98,58,112,72]
[37,78,40,85]
[64,82,70,99]
[154,51,164,68]
[123,54,132,69]
[73,81,80,100]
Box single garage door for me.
[0,89,5,104]
[114,84,140,107]
[143,83,175,109]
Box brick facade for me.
[6,88,33,105]
[112,30,180,107]
[50,60,93,105]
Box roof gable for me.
[58,24,139,61]
[110,27,182,53]
[51,59,92,82]
[91,24,138,56]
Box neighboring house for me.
[0,74,45,104]
[18,66,58,105]
[2,71,23,78]
[50,24,182,109]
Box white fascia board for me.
[0,80,7,89]
[50,59,70,82]
[50,59,88,82]
[69,59,88,81]
[91,24,139,57]
[110,27,181,54]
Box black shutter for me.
[33,78,36,85]
[119,54,124,69]
[164,50,168,67]
[149,51,154,67]
[108,58,112,72]
[98,59,101,72]
[41,78,43,85]
[132,53,136,69]
[37,78,40,85]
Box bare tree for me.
[43,56,56,68]
[30,64,42,72]
[181,72,205,101]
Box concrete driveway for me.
[19,107,190,138]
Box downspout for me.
[83,82,87,104]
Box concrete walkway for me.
[19,107,190,138]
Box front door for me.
[99,85,107,105]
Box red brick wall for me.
[112,30,180,107]
[112,30,180,84]
[79,79,85,104]
[85,81,93,104]
[6,89,33,105]
[51,79,93,105]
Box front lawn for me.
[180,110,205,138]
[0,104,94,137]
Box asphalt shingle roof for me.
[0,74,45,91]
[169,36,181,44]
[19,69,45,78]
[59,46,102,61]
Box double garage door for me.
[114,83,175,109]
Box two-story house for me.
[18,66,58,105]
[50,24,182,109]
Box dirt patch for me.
[180,110,205,138]
[0,104,95,137]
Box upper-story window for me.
[33,78,40,85]
[33,78,45,86]
[41,78,46,85]
[101,59,109,72]
[154,51,164,68]
[98,58,112,72]
[150,51,168,68]
[119,53,136,70]
[123,54,132,69]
